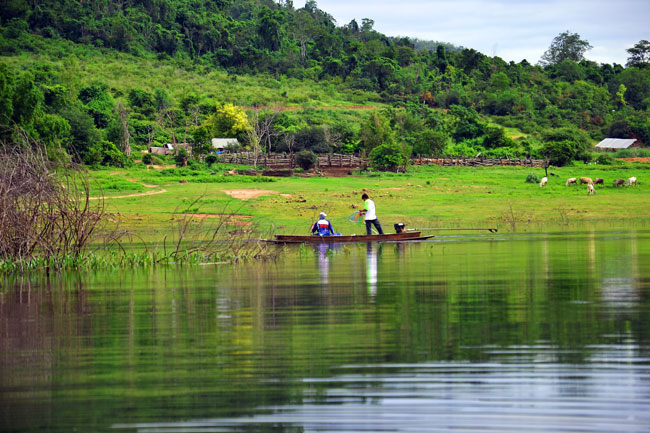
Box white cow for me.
[565,177,577,186]
[587,183,596,195]
[625,176,637,186]
[539,176,548,187]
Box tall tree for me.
[539,31,592,67]
[626,40,650,67]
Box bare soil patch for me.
[618,157,650,163]
[320,167,356,177]
[223,189,279,200]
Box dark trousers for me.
[365,219,384,235]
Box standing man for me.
[360,193,384,235]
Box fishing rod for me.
[407,227,499,233]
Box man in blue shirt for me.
[311,212,334,236]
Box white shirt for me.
[364,199,377,220]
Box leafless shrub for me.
[0,136,108,269]
[500,202,531,232]
[158,196,279,264]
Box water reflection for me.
[315,243,331,285]
[366,242,379,297]
[2,231,650,433]
[113,347,650,433]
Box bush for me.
[142,153,153,165]
[84,140,129,167]
[595,153,615,165]
[205,154,218,165]
[540,127,591,166]
[150,154,166,165]
[174,148,188,167]
[526,173,540,183]
[295,149,317,170]
[369,142,408,172]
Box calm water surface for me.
[1,231,650,432]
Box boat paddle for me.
[407,227,498,233]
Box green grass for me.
[90,162,650,238]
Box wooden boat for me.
[266,232,435,244]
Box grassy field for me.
[91,162,650,240]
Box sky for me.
[297,0,650,65]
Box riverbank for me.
[91,163,650,239]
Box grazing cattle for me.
[625,176,637,186]
[587,184,596,195]
[614,179,625,187]
[565,177,577,186]
[579,177,593,185]
[540,176,548,187]
[594,178,604,185]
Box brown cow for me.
[594,178,604,185]
[565,177,577,186]
[579,177,593,185]
[613,179,625,187]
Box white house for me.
[211,138,239,152]
[148,142,175,155]
[595,138,637,151]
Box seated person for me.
[311,212,334,236]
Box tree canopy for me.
[0,1,648,169]
[539,31,592,67]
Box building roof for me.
[212,138,239,149]
[595,138,637,149]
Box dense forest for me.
[1,0,649,169]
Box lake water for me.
[2,231,650,433]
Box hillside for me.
[1,0,649,167]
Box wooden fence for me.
[218,153,545,169]
[218,153,362,168]
[412,157,546,167]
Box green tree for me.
[174,148,189,167]
[626,40,650,67]
[539,31,592,67]
[78,82,115,128]
[413,129,447,156]
[191,125,213,158]
[61,107,101,161]
[359,111,394,154]
[296,149,317,169]
[609,68,650,110]
[295,126,329,153]
[540,127,591,166]
[84,140,128,167]
[482,126,515,149]
[369,142,408,172]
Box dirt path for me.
[223,189,280,200]
[617,157,650,163]
[90,188,167,200]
